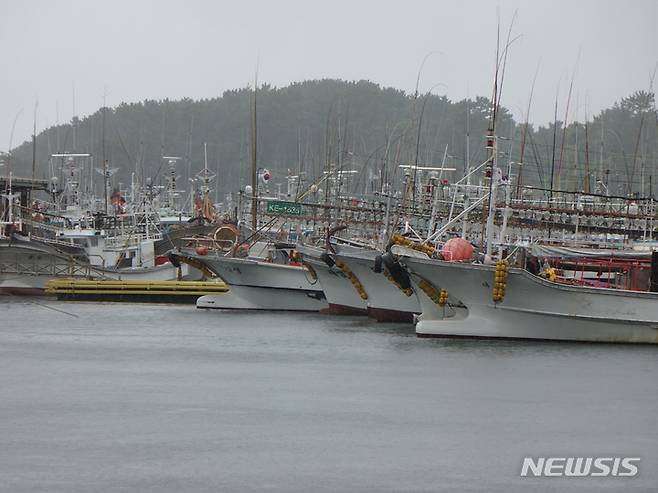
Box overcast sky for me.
[1,0,656,150]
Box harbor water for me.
[1,298,657,492]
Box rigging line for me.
[629,66,658,194]
[6,292,79,318]
[521,184,654,201]
[494,10,519,119]
[27,297,80,318]
[517,59,541,198]
[527,131,546,191]
[556,50,581,183]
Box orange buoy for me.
[441,238,474,262]
[195,245,209,256]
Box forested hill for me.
[7,79,657,199]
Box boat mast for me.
[32,100,38,182]
[30,99,38,212]
[204,142,209,195]
[484,131,498,259]
[72,83,76,150]
[465,86,470,186]
[102,89,108,214]
[549,87,559,204]
[483,21,501,260]
[556,56,578,191]
[197,142,216,213]
[516,62,539,200]
[484,13,517,259]
[584,106,591,194]
[250,64,259,233]
[461,92,471,239]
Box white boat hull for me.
[197,285,327,311]
[0,241,192,295]
[402,257,658,344]
[335,249,420,322]
[297,245,367,315]
[188,253,328,312]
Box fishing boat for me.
[1,173,191,295]
[172,241,328,312]
[296,243,368,315]
[400,248,658,344]
[333,247,420,322]
[0,232,190,295]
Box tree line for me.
[7,79,658,201]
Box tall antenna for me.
[215,154,220,204]
[186,115,194,185]
[204,142,209,186]
[55,102,60,151]
[102,87,108,214]
[599,117,604,192]
[465,84,470,184]
[549,86,560,202]
[250,59,259,232]
[32,99,38,182]
[484,11,518,258]
[72,82,76,150]
[584,104,591,194]
[6,108,23,185]
[516,61,540,199]
[160,105,166,159]
[629,68,658,196]
[556,53,580,189]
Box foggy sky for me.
[1,0,656,151]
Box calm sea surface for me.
[1,298,657,492]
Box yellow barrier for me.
[46,278,228,297]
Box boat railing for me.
[551,256,651,291]
[29,235,85,250]
[20,216,63,233]
[180,235,235,254]
[104,232,162,249]
[0,252,113,280]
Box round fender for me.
[382,252,411,290]
[167,252,181,268]
[320,252,335,268]
[373,254,383,273]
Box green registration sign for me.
[266,200,303,216]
